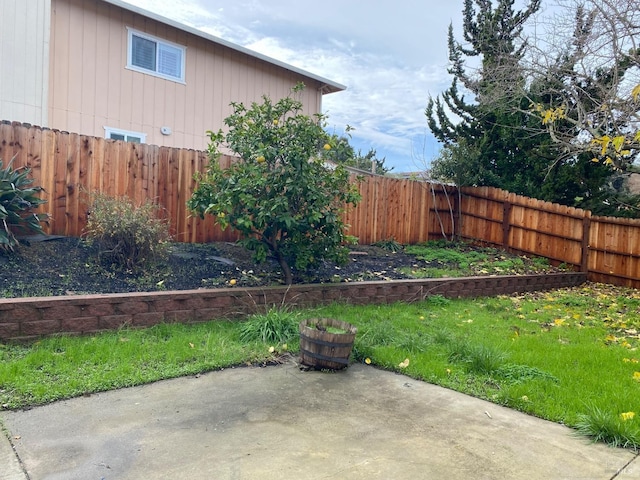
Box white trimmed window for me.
[104,127,146,144]
[126,28,186,83]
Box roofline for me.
[101,0,346,94]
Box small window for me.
[104,127,146,144]
[126,28,185,83]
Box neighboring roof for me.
[103,0,346,94]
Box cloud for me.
[124,0,464,171]
[242,35,452,170]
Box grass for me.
[239,306,300,344]
[401,240,563,277]
[0,321,285,408]
[1,283,639,449]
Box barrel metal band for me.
[301,350,349,365]
[300,333,353,348]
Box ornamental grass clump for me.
[240,306,300,344]
[0,157,49,251]
[188,83,361,285]
[575,405,640,449]
[83,193,170,271]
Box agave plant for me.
[0,158,49,251]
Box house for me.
[0,0,345,150]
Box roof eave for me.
[101,0,346,94]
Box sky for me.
[123,0,469,172]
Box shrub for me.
[372,237,403,252]
[83,193,170,270]
[188,83,361,285]
[0,158,49,251]
[240,307,300,344]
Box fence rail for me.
[2,121,639,288]
[460,186,640,289]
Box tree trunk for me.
[275,251,293,285]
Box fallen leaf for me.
[620,411,635,421]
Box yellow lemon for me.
[218,212,225,218]
[256,155,265,163]
[323,143,331,150]
[229,279,236,286]
[273,119,278,125]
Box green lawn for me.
[1,283,638,448]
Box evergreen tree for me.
[426,0,545,195]
[325,135,392,175]
[427,0,638,216]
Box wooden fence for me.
[460,186,640,289]
[0,121,454,245]
[1,121,638,288]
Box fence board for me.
[53,131,69,235]
[66,132,81,237]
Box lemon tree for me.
[188,84,360,285]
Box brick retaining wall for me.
[0,273,587,341]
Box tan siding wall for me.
[0,0,50,126]
[48,0,324,150]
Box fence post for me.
[454,186,461,240]
[581,216,591,273]
[502,200,512,250]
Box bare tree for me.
[521,0,640,169]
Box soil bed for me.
[0,236,569,298]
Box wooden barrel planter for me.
[299,318,357,370]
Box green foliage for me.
[323,132,392,175]
[0,321,270,409]
[401,241,564,278]
[351,148,391,175]
[425,295,450,307]
[426,0,576,201]
[239,306,300,344]
[317,286,640,448]
[2,284,640,448]
[426,0,541,147]
[0,158,48,251]
[84,193,170,271]
[426,0,638,216]
[188,84,361,284]
[405,241,488,268]
[494,364,559,385]
[575,405,640,449]
[447,341,507,375]
[372,237,403,252]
